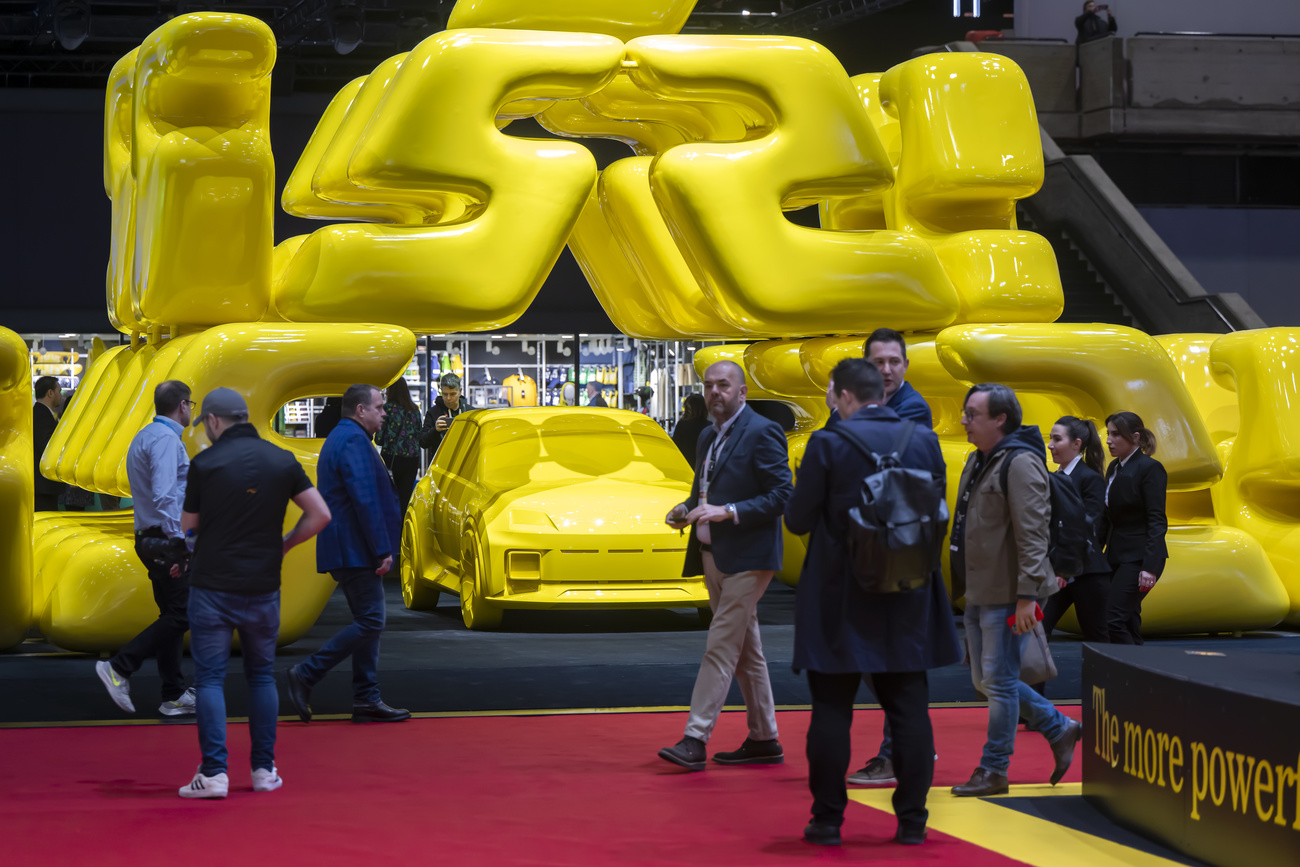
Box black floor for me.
[5,579,1300,725]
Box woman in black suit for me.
[1042,416,1112,643]
[1103,411,1168,645]
[671,393,709,469]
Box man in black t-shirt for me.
[177,388,331,800]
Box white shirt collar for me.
[1119,450,1138,468]
[1062,454,1082,475]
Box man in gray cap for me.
[177,387,332,799]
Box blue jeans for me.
[965,603,1071,775]
[295,568,385,705]
[188,586,280,776]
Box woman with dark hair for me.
[375,380,423,516]
[671,392,709,469]
[1103,411,1167,644]
[1041,416,1111,643]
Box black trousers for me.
[806,670,933,831]
[34,493,59,512]
[385,452,419,518]
[1106,562,1146,645]
[1042,571,1111,643]
[110,530,191,701]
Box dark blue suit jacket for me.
[681,404,793,576]
[784,405,961,674]
[315,418,402,573]
[826,381,932,430]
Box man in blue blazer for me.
[785,359,960,846]
[285,383,408,723]
[659,360,794,772]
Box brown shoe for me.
[951,767,1009,796]
[1049,719,1083,785]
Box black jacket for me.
[1059,461,1111,576]
[1104,451,1168,576]
[784,406,960,674]
[418,396,475,455]
[680,405,793,576]
[671,416,709,468]
[1075,10,1116,45]
[33,403,64,497]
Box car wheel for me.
[400,512,440,610]
[459,535,503,630]
[697,606,714,627]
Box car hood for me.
[495,479,688,535]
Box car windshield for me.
[478,413,692,490]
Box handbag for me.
[1019,621,1059,685]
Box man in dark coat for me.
[826,328,933,430]
[286,383,408,724]
[418,373,474,459]
[1075,1,1116,45]
[658,360,793,772]
[32,375,64,511]
[784,358,960,847]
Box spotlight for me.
[330,2,364,55]
[53,0,90,51]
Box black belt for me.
[699,543,712,553]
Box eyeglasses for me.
[961,410,983,422]
[181,400,197,408]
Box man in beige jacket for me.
[948,384,1082,796]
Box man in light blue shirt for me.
[96,380,197,717]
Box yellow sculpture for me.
[23,1,1300,650]
[0,328,34,650]
[402,408,708,628]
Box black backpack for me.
[998,449,1091,578]
[826,421,948,594]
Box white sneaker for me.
[95,660,135,713]
[159,688,196,717]
[178,769,228,799]
[252,767,283,792]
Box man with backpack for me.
[784,359,960,847]
[949,384,1082,797]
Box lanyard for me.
[700,425,734,502]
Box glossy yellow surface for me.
[1210,329,1300,625]
[0,328,34,649]
[131,12,276,328]
[104,49,145,334]
[625,35,960,337]
[935,324,1222,490]
[402,407,707,628]
[273,30,624,332]
[33,324,415,651]
[446,0,695,41]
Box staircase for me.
[1019,206,1137,327]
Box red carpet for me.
[2,707,1080,866]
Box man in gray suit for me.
[659,360,793,771]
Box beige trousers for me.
[683,551,779,744]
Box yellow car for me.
[400,407,709,629]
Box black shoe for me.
[803,823,841,846]
[352,701,412,723]
[895,825,927,846]
[951,767,1009,796]
[284,665,312,723]
[1049,718,1082,785]
[658,736,707,771]
[712,737,784,765]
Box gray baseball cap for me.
[192,387,249,426]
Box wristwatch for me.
[725,503,737,522]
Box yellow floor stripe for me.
[0,700,1063,729]
[850,784,1184,867]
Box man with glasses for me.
[418,372,474,460]
[96,380,198,717]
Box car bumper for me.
[485,580,709,610]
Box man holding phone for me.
[418,373,473,460]
[948,384,1081,796]
[1075,1,1117,45]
